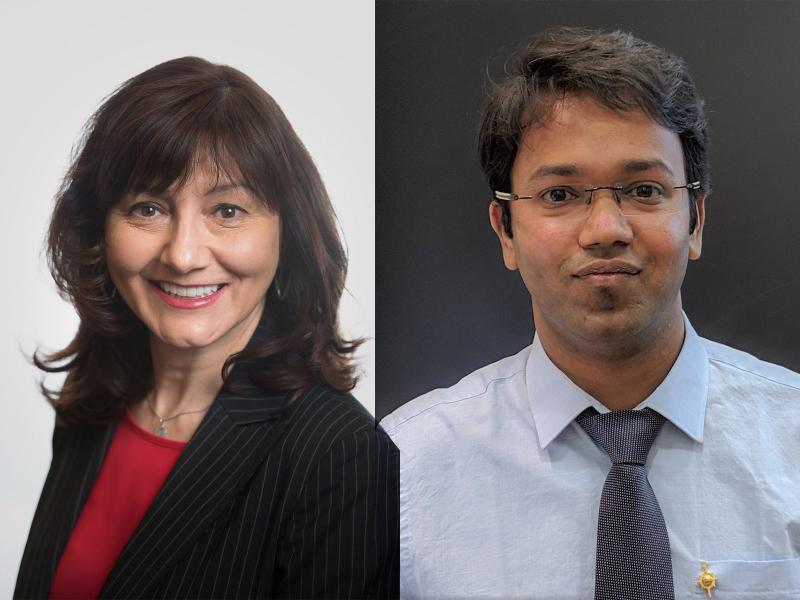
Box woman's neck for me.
[130,311,262,442]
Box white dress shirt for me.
[381,315,800,599]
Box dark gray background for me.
[376,0,800,420]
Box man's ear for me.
[689,194,705,260]
[489,201,518,271]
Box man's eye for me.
[541,188,578,203]
[627,183,665,199]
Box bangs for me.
[93,69,287,213]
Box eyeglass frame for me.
[493,181,702,204]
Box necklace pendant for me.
[154,422,168,437]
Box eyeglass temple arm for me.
[494,191,530,202]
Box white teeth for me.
[158,282,221,298]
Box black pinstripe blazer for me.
[14,365,399,599]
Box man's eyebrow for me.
[621,160,675,177]
[526,164,581,182]
[525,160,675,183]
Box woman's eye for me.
[215,204,245,220]
[129,203,161,218]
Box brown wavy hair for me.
[35,56,362,425]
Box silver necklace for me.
[146,395,213,437]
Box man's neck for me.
[535,308,686,411]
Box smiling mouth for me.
[155,281,227,299]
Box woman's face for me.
[105,165,280,354]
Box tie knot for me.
[576,408,665,465]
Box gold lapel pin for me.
[698,562,717,598]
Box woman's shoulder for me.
[279,385,394,460]
[286,385,377,435]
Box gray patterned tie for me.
[576,408,675,600]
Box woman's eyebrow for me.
[205,182,249,196]
[132,182,254,202]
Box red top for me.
[50,411,186,600]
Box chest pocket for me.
[681,557,800,598]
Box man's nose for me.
[160,214,212,274]
[576,189,634,250]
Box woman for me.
[14,57,398,599]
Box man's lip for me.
[573,261,641,277]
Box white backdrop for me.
[0,1,375,594]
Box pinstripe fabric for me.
[15,366,399,599]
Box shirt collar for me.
[526,312,708,449]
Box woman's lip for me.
[150,281,227,309]
[155,280,226,287]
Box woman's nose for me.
[160,215,212,274]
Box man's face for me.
[490,95,705,354]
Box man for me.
[381,27,800,599]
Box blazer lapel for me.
[100,363,291,599]
[15,421,117,599]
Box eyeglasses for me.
[494,180,701,218]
